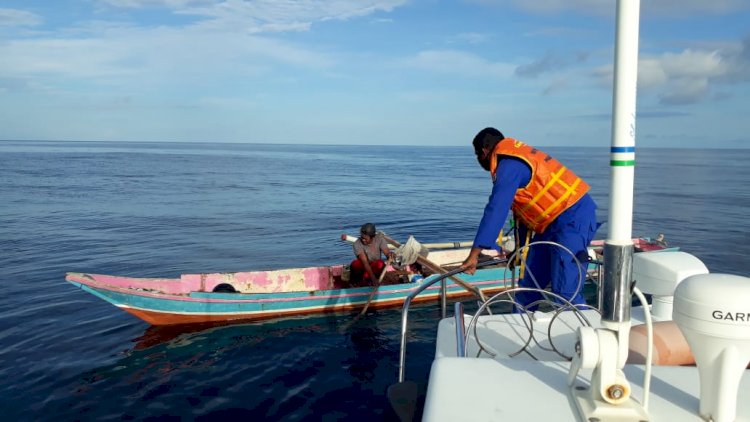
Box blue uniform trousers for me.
[514,195,598,311]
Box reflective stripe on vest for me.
[489,138,589,233]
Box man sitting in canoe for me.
[350,223,395,286]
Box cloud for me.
[468,0,610,16]
[573,110,691,121]
[0,1,410,117]
[469,0,749,18]
[657,78,709,105]
[0,77,52,94]
[591,38,750,105]
[715,35,750,84]
[645,45,748,105]
[541,77,569,95]
[638,110,691,118]
[449,32,492,45]
[643,0,750,17]
[0,25,341,102]
[524,26,597,40]
[515,51,567,78]
[402,50,515,79]
[101,0,407,34]
[101,0,210,7]
[514,50,592,96]
[0,8,42,27]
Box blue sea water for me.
[1,141,749,421]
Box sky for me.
[0,0,748,147]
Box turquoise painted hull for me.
[66,237,676,326]
[67,267,517,325]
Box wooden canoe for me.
[65,237,675,325]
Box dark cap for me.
[360,223,376,237]
[472,127,504,152]
[472,127,505,171]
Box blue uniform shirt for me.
[472,157,597,249]
[473,157,530,249]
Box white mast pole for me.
[567,3,648,418]
[602,0,641,329]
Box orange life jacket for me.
[489,138,589,233]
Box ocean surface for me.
[1,141,749,421]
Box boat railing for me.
[396,258,506,383]
[454,302,466,358]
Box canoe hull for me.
[66,238,675,326]
[121,285,509,325]
[68,269,513,325]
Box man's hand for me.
[461,247,483,275]
[461,258,477,275]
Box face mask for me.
[475,148,491,171]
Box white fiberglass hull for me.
[424,308,750,421]
[424,357,750,421]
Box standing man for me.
[461,127,599,309]
[350,223,394,286]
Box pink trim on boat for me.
[67,273,193,294]
[69,272,511,304]
[180,265,342,293]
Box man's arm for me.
[379,237,395,261]
[463,157,531,274]
[356,251,379,285]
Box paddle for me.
[358,257,392,317]
[338,258,393,332]
[341,234,474,250]
[387,380,418,422]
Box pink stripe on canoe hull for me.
[67,273,195,294]
[70,273,508,304]
[68,266,348,296]
[180,265,346,293]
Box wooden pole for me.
[357,258,392,317]
[380,233,487,302]
[341,234,473,250]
